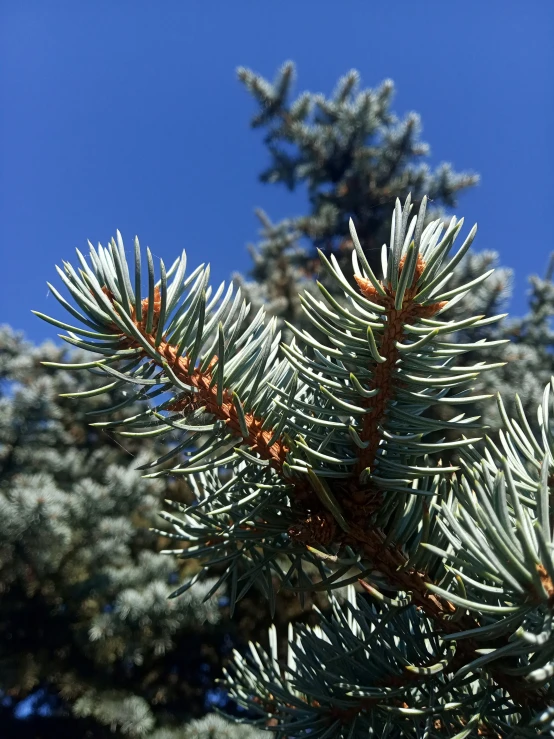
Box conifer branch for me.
[103,286,288,471]
[353,252,447,475]
[36,198,554,735]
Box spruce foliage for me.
[37,197,554,736]
[236,63,554,426]
[0,327,229,736]
[234,62,478,329]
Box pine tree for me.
[0,326,231,737]
[37,198,554,736]
[235,64,554,427]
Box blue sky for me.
[1,1,553,344]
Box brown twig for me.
[105,287,288,472]
[354,254,446,474]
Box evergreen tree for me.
[235,64,554,425]
[0,326,232,737]
[234,62,478,328]
[37,198,554,736]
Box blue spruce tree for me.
[235,63,554,426]
[0,326,251,737]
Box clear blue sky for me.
[1,1,553,343]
